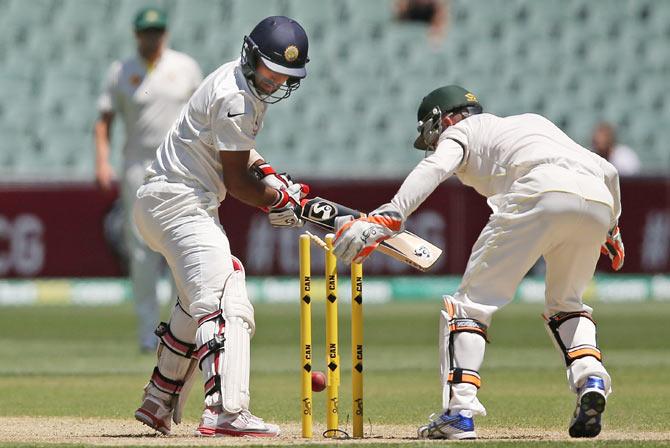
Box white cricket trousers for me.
[133,180,235,322]
[448,191,613,414]
[455,191,611,321]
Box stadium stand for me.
[0,0,667,180]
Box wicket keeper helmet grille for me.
[414,85,482,150]
[241,16,309,103]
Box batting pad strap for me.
[196,333,226,369]
[567,345,602,363]
[448,368,482,389]
[155,322,197,358]
[204,374,222,397]
[450,318,489,343]
[150,367,184,396]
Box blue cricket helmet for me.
[241,16,309,102]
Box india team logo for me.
[284,45,299,62]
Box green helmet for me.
[413,85,482,150]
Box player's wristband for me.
[251,162,276,180]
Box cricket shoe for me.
[417,409,476,440]
[569,376,607,438]
[196,406,280,437]
[134,394,172,435]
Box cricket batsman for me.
[132,16,309,437]
[333,85,624,440]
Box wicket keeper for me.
[333,85,623,440]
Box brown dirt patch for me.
[0,417,668,446]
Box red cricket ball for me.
[311,370,327,392]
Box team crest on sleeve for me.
[284,45,299,62]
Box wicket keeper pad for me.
[439,296,488,415]
[544,310,611,394]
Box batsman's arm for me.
[247,149,264,169]
[221,151,282,208]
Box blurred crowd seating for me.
[1,0,668,180]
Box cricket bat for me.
[299,197,443,271]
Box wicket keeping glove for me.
[266,183,310,228]
[333,203,405,264]
[601,225,624,271]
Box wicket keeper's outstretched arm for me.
[333,139,463,264]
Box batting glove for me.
[266,183,310,228]
[251,162,294,190]
[333,203,405,264]
[600,225,624,271]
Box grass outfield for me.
[0,301,669,447]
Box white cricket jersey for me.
[392,113,621,225]
[146,59,267,201]
[97,48,203,168]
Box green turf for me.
[1,301,669,446]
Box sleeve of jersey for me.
[390,139,465,218]
[211,96,257,152]
[96,61,120,114]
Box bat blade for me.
[299,197,442,271]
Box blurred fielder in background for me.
[95,7,203,352]
[333,85,624,440]
[591,122,641,176]
[133,16,309,437]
